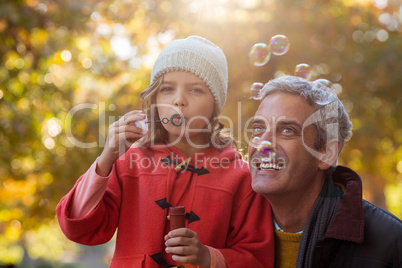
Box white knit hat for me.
[150,35,228,112]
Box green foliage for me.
[0,0,401,265]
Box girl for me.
[57,36,273,268]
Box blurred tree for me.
[0,0,401,266]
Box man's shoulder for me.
[363,200,402,226]
[362,200,402,240]
[320,199,401,267]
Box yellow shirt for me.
[274,229,302,268]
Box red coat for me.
[57,143,274,267]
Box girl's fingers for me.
[165,230,198,248]
[117,131,145,145]
[113,110,145,126]
[123,124,148,135]
[170,254,196,264]
[123,110,144,117]
[124,132,145,141]
[122,112,147,126]
[105,125,146,148]
[165,228,194,239]
[164,229,196,249]
[125,114,147,126]
[165,244,190,254]
[164,229,206,266]
[165,244,201,265]
[165,236,193,247]
[114,125,147,137]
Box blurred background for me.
[0,0,401,267]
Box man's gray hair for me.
[261,75,353,152]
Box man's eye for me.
[252,127,265,135]
[282,128,295,134]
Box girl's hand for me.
[164,228,211,268]
[97,110,147,176]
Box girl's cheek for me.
[157,108,167,117]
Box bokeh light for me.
[81,58,92,69]
[60,50,72,62]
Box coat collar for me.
[324,166,365,243]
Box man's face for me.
[248,92,323,198]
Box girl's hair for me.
[139,75,236,149]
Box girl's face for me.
[155,71,215,144]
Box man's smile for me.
[258,162,285,171]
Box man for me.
[248,75,402,268]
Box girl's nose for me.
[173,91,187,108]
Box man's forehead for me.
[253,93,314,124]
[251,114,298,126]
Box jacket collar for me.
[324,166,364,243]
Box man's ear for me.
[318,139,342,171]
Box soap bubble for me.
[312,91,336,105]
[250,136,262,148]
[250,82,264,91]
[269,35,290,56]
[250,82,264,100]
[249,43,271,66]
[313,78,333,89]
[258,141,276,162]
[294,64,310,79]
[311,79,336,105]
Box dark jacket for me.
[311,166,402,268]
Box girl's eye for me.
[160,87,173,92]
[190,88,204,93]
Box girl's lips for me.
[172,115,183,125]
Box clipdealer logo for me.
[63,101,340,164]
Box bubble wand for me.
[146,113,184,126]
[135,113,184,131]
[168,206,196,268]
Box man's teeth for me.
[260,162,284,170]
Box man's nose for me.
[260,129,272,141]
[250,128,272,149]
[259,126,276,146]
